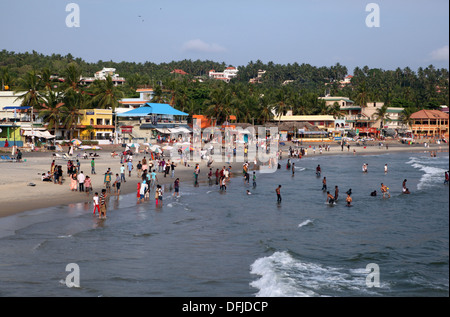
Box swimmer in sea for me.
[381,183,390,198]
[346,193,352,206]
[326,191,335,204]
[370,190,377,196]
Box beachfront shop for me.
[0,124,22,147]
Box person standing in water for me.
[346,193,352,206]
[292,163,295,176]
[381,183,390,198]
[322,177,327,191]
[276,185,282,203]
[252,171,257,188]
[326,191,335,204]
[334,185,339,201]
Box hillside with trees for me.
[1,50,448,126]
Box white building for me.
[81,67,125,86]
[209,67,238,83]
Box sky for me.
[0,0,448,73]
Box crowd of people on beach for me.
[39,141,449,220]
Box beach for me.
[0,143,448,297]
[0,140,447,218]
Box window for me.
[105,119,111,125]
[96,118,103,125]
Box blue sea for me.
[0,151,448,297]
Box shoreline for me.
[0,141,448,219]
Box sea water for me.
[0,151,448,297]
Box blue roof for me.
[3,106,31,110]
[117,103,188,117]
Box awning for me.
[3,106,31,110]
[22,130,55,138]
[117,103,188,117]
[156,128,171,134]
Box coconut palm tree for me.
[90,76,124,111]
[399,107,417,130]
[372,104,391,129]
[61,90,86,140]
[39,90,66,143]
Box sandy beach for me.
[0,140,447,218]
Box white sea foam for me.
[249,251,374,297]
[407,157,447,190]
[298,219,313,228]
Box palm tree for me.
[329,101,346,119]
[39,90,66,143]
[372,104,391,130]
[204,86,234,124]
[16,70,44,126]
[61,90,85,140]
[90,76,124,111]
[399,107,416,130]
[62,63,83,93]
[151,84,170,104]
[355,81,370,108]
[258,94,274,124]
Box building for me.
[249,70,266,84]
[80,67,125,86]
[410,109,449,139]
[0,91,49,148]
[75,109,115,143]
[319,96,355,108]
[118,88,154,111]
[116,103,190,143]
[170,69,188,75]
[209,67,238,83]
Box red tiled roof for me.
[171,69,188,75]
[410,109,449,119]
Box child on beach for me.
[93,192,100,215]
[84,176,92,196]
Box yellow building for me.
[76,109,115,141]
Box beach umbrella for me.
[71,139,82,146]
[163,145,173,150]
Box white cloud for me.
[429,45,449,62]
[181,39,226,53]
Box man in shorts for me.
[99,189,107,219]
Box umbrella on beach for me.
[163,145,173,150]
[78,145,92,150]
[71,139,82,146]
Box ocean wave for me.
[411,164,446,190]
[249,251,379,297]
[298,219,313,228]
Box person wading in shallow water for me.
[276,185,282,203]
